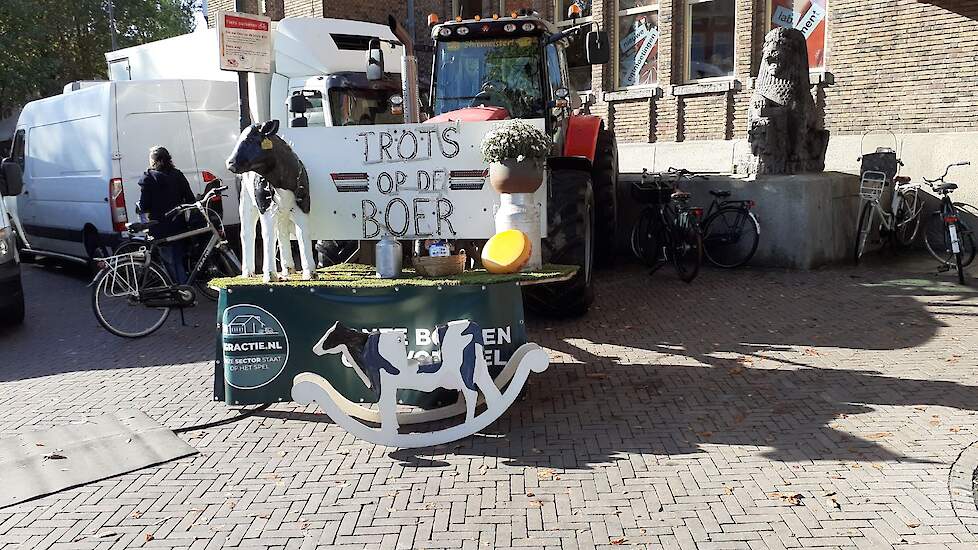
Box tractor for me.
[421,9,619,316]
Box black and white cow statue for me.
[226,120,315,281]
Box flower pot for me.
[489,158,544,194]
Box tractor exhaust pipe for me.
[389,14,420,124]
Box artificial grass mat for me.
[209,263,578,289]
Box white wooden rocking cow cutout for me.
[293,319,551,448]
[226,120,315,281]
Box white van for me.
[12,79,240,262]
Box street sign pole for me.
[233,1,253,131]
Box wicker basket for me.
[413,252,466,277]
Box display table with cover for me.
[210,264,574,447]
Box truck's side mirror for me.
[0,158,23,197]
[366,38,385,81]
[585,30,610,65]
[289,93,311,114]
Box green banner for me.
[214,283,527,406]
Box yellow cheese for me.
[482,229,532,274]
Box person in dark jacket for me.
[137,147,196,284]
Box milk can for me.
[375,233,403,278]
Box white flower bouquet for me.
[480,120,551,164]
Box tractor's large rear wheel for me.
[523,169,595,317]
[592,127,619,266]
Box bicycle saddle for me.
[126,220,158,233]
[671,190,691,201]
[709,190,730,198]
[935,183,958,193]
[894,176,911,184]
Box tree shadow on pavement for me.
[397,264,978,468]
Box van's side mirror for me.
[366,38,385,81]
[289,93,311,114]
[585,30,610,65]
[0,158,23,197]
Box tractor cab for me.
[427,12,608,127]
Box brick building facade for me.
[209,1,978,187]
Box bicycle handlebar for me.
[165,186,228,218]
[923,161,971,185]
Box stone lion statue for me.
[740,28,829,177]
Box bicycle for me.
[630,168,704,283]
[853,143,923,264]
[114,204,234,301]
[697,183,761,269]
[91,185,241,338]
[921,161,975,284]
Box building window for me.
[686,0,735,81]
[767,0,827,69]
[616,0,658,88]
[555,1,593,92]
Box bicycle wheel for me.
[924,214,977,267]
[895,190,923,247]
[193,249,239,301]
[92,260,172,338]
[853,201,878,264]
[702,207,760,268]
[671,216,703,283]
[630,209,658,266]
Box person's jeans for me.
[163,240,189,284]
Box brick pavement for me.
[1,257,978,549]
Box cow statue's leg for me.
[291,209,316,280]
[473,361,502,413]
[276,218,295,279]
[259,207,280,283]
[238,177,258,277]
[461,386,479,423]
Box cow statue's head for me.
[312,322,405,397]
[226,120,281,175]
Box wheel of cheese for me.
[482,229,532,274]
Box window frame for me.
[683,0,737,84]
[553,1,595,93]
[763,0,830,74]
[614,0,660,90]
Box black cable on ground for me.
[172,403,272,434]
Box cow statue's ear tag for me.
[261,138,273,150]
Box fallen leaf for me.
[770,492,804,506]
[528,500,543,508]
[950,427,961,433]
[723,487,734,495]
[728,366,745,375]
[733,414,745,424]
[526,492,535,497]
[826,496,841,510]
[906,522,920,528]
[131,511,143,519]
[610,538,627,545]
[585,373,608,380]
[537,468,554,480]
[867,432,892,440]
[803,348,820,356]
[696,431,713,438]
[42,452,67,460]
[144,533,154,542]
[913,406,926,411]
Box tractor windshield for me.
[433,36,545,119]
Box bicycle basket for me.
[631,179,674,204]
[859,171,887,202]
[860,150,898,183]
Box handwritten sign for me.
[218,11,271,73]
[281,120,548,240]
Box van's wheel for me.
[523,169,595,317]
[592,126,618,266]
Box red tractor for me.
[422,10,619,316]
